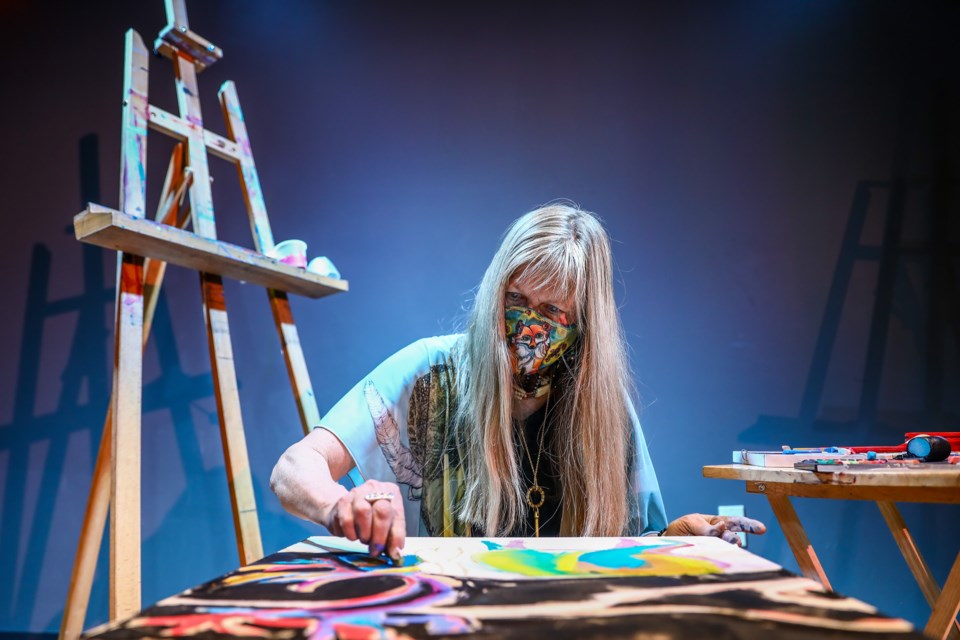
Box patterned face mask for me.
[504,306,579,377]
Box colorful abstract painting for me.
[84,536,918,639]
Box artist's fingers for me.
[325,512,343,537]
[705,520,726,538]
[721,530,743,546]
[367,496,396,556]
[722,516,767,535]
[666,513,765,540]
[386,497,407,563]
[695,514,726,537]
[664,513,721,537]
[685,514,727,538]
[351,490,374,545]
[333,492,358,541]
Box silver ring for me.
[364,491,394,503]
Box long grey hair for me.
[456,203,634,536]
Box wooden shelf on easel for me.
[74,204,349,299]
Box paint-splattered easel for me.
[59,2,348,639]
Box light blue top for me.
[320,334,667,536]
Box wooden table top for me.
[703,463,960,489]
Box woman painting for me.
[271,203,765,562]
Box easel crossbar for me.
[148,105,243,163]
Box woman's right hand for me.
[323,479,406,563]
[271,429,408,563]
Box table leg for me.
[766,494,832,590]
[877,501,960,640]
[926,552,960,640]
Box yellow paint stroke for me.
[473,542,723,578]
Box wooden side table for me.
[703,464,960,640]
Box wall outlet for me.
[718,504,746,547]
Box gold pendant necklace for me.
[518,395,550,537]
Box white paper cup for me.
[268,239,308,268]
[307,256,340,279]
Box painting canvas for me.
[85,536,918,639]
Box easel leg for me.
[219,83,322,439]
[175,34,264,566]
[878,501,960,640]
[60,146,189,639]
[766,494,833,590]
[200,273,264,564]
[268,290,321,434]
[107,25,151,621]
[110,254,145,620]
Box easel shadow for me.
[740,76,960,596]
[0,135,218,631]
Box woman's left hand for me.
[662,513,766,546]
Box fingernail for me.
[388,548,404,566]
[369,543,384,556]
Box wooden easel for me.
[59,3,348,639]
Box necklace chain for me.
[518,395,550,537]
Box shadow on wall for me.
[746,71,960,440]
[0,135,219,631]
[740,72,960,627]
